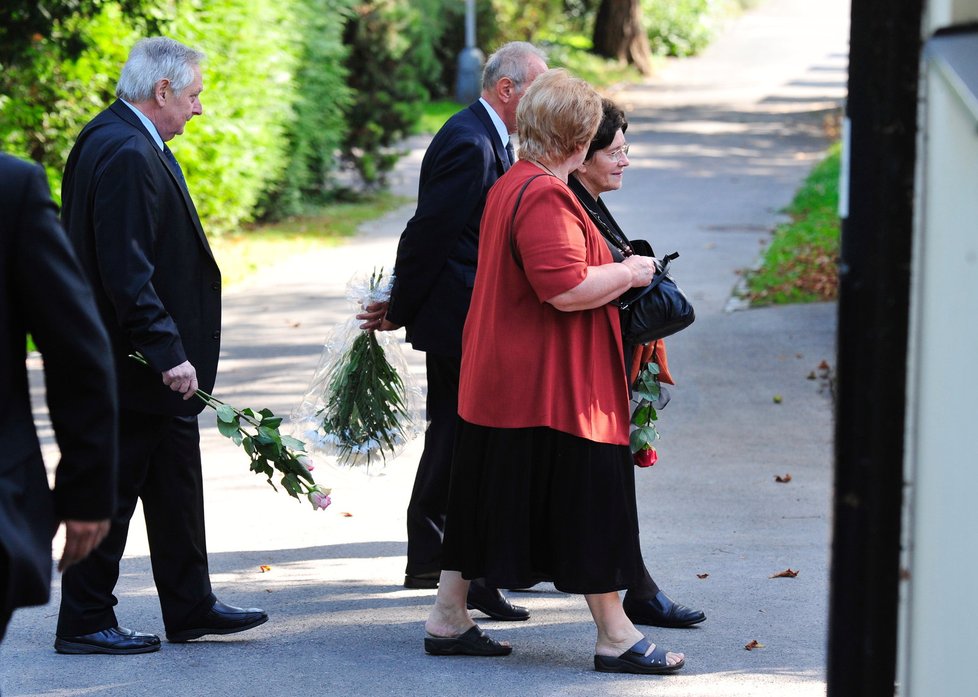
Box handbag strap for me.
[507,173,678,304]
[508,173,548,270]
[617,252,681,310]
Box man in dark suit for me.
[0,152,116,644]
[358,42,547,620]
[54,37,266,655]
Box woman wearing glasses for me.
[422,70,685,676]
[568,98,706,631]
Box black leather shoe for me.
[466,581,529,621]
[55,626,161,655]
[404,571,440,589]
[623,590,706,628]
[166,600,268,642]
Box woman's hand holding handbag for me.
[615,239,695,345]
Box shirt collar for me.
[478,97,510,147]
[121,99,165,151]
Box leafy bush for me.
[0,4,141,199]
[340,0,441,186]
[489,0,569,41]
[642,0,737,57]
[540,34,644,87]
[258,0,354,218]
[168,0,300,233]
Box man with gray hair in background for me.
[55,36,267,655]
[358,42,547,620]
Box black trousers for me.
[57,410,214,636]
[0,544,9,643]
[404,353,459,576]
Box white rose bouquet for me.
[293,268,423,472]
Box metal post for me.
[455,0,484,103]
[827,0,924,694]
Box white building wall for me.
[900,0,978,694]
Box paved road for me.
[3,0,848,694]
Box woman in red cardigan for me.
[422,69,686,676]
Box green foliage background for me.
[643,0,740,57]
[1,0,739,231]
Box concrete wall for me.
[900,0,978,694]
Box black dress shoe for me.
[466,582,529,622]
[623,590,706,628]
[404,571,440,589]
[166,600,268,642]
[55,626,161,655]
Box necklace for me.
[532,159,560,180]
[575,194,633,258]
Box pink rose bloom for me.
[308,489,332,510]
[297,454,315,472]
[634,447,658,468]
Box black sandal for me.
[594,638,684,674]
[424,625,512,656]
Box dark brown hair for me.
[585,99,628,161]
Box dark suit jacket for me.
[61,100,222,416]
[0,153,117,626]
[386,101,510,357]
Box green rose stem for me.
[630,361,662,467]
[129,353,331,510]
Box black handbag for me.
[614,239,695,344]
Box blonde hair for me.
[516,69,602,163]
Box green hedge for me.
[167,0,300,232]
[259,0,354,217]
[0,0,420,227]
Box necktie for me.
[163,144,188,191]
[505,140,516,169]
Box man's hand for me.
[356,301,401,332]
[162,360,198,399]
[59,519,110,571]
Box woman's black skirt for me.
[441,419,645,595]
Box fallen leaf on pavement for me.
[697,573,710,579]
[770,568,799,578]
[745,640,764,651]
[259,565,272,573]
[775,473,792,483]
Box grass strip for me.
[745,142,841,305]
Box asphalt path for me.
[3,0,848,694]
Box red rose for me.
[633,447,657,468]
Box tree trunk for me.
[592,0,653,75]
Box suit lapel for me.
[468,102,509,174]
[107,101,215,261]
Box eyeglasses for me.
[602,143,630,162]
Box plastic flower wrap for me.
[129,353,331,510]
[293,268,424,472]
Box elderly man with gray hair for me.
[55,36,266,655]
